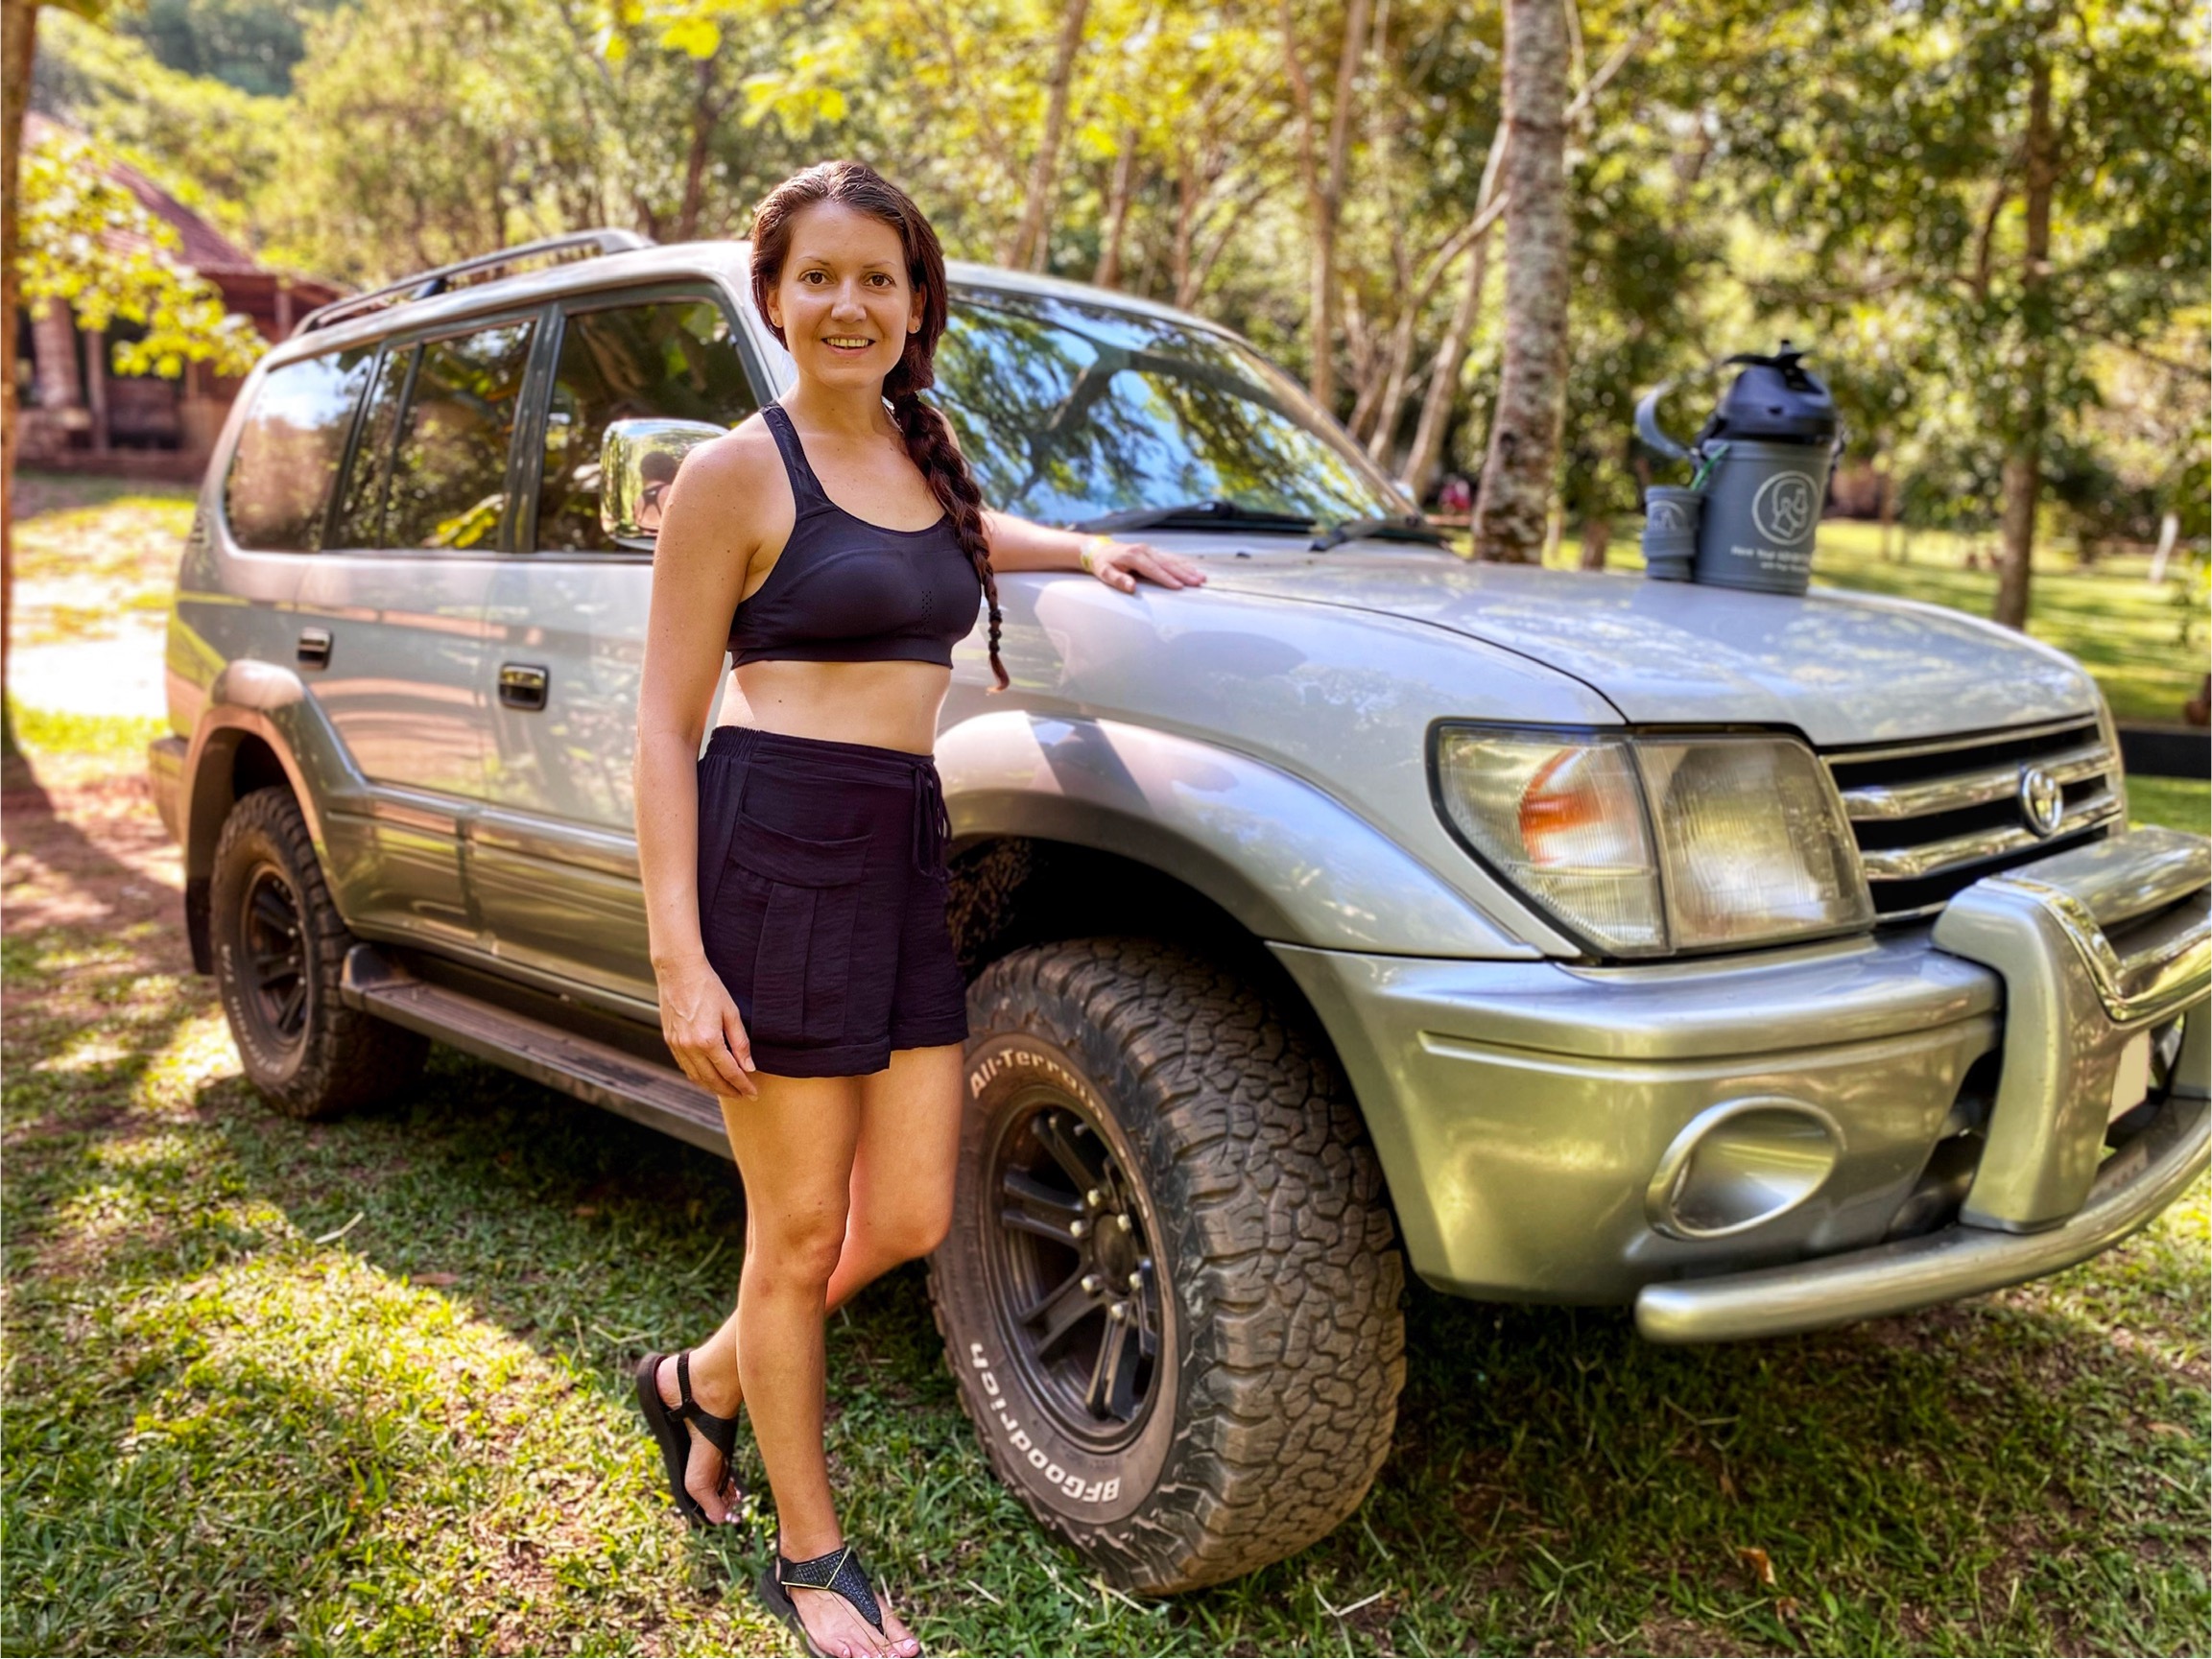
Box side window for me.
[536,298,757,552]
[329,345,411,549]
[223,347,375,551]
[381,320,535,550]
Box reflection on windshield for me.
[935,288,1410,529]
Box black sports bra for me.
[727,403,983,669]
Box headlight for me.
[1433,726,1873,957]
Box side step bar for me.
[338,945,730,1157]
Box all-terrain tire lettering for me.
[929,937,1406,1593]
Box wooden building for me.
[14,114,344,480]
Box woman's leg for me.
[708,1070,906,1658]
[666,1043,964,1473]
[830,1042,965,1297]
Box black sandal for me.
[633,1349,744,1527]
[756,1541,912,1657]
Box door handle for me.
[297,628,332,669]
[498,662,550,711]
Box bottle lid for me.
[1703,343,1838,445]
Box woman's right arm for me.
[634,430,773,1100]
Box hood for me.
[1195,546,2096,747]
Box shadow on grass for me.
[7,932,2205,1656]
[191,1055,2212,1652]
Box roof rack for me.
[295,228,654,335]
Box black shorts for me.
[696,725,968,1078]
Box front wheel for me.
[929,938,1406,1592]
[209,786,426,1119]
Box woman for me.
[630,160,1206,1659]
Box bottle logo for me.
[1750,472,1819,544]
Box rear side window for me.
[536,298,756,552]
[223,347,375,551]
[375,320,536,550]
[329,346,410,549]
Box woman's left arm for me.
[982,510,1209,594]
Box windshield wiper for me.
[1309,514,1453,551]
[1073,499,1319,534]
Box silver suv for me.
[151,230,2211,1593]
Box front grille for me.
[1824,716,2125,921]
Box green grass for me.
[2131,776,2211,837]
[3,715,2207,1655]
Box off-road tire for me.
[210,786,426,1119]
[930,938,1406,1593]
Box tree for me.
[1719,0,2210,628]
[5,117,266,702]
[1004,0,1092,270]
[1277,0,1370,409]
[1470,0,1571,561]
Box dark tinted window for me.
[381,320,535,550]
[934,289,1407,527]
[224,348,374,551]
[536,298,756,551]
[328,345,409,548]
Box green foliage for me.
[32,8,297,253]
[14,128,265,380]
[118,0,337,98]
[25,0,2208,574]
[1713,0,2209,544]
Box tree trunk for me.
[1876,441,1896,559]
[1471,0,1572,564]
[1092,133,1137,288]
[676,56,725,241]
[1400,126,1509,498]
[1579,514,1610,570]
[1994,50,2057,632]
[1004,0,1091,272]
[3,0,38,732]
[1278,0,1372,411]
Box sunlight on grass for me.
[2130,776,2211,836]
[6,701,172,760]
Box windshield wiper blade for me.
[1309,514,1453,551]
[1073,499,1319,534]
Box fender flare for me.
[181,658,370,879]
[937,710,1540,959]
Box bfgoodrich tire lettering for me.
[930,938,1406,1593]
[210,786,426,1119]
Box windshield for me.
[934,287,1413,529]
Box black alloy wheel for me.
[987,1103,1162,1441]
[931,938,1407,1594]
[210,786,427,1120]
[236,863,310,1055]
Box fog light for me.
[1646,1098,1843,1241]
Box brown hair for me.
[748,160,1008,690]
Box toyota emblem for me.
[2018,765,2064,837]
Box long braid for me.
[887,388,1006,690]
[749,158,1010,691]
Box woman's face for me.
[766,201,925,393]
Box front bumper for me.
[1272,825,2210,1334]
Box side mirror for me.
[600,417,727,550]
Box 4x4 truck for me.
[151,231,2211,1593]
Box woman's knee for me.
[746,1209,849,1293]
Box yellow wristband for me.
[1080,533,1111,575]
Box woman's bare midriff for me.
[720,658,951,755]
